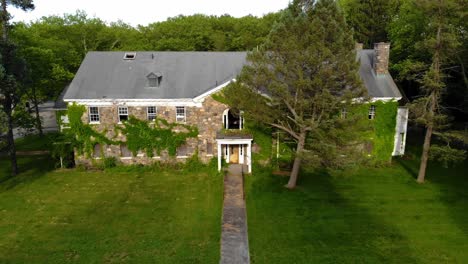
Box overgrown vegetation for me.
[353,101,398,163]
[116,116,198,157]
[59,104,198,161]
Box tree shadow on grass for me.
[428,160,468,239]
[0,155,55,191]
[246,167,420,263]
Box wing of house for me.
[58,44,408,171]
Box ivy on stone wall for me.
[62,103,198,158]
[351,100,398,163]
[66,104,116,157]
[115,116,198,157]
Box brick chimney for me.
[374,42,390,75]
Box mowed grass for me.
[0,160,223,263]
[246,143,468,263]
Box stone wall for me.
[75,96,228,166]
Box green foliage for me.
[102,156,118,169]
[429,145,466,167]
[339,0,400,48]
[115,116,198,157]
[352,101,398,163]
[224,0,366,185]
[65,103,115,157]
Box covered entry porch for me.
[216,138,253,173]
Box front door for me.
[229,145,239,163]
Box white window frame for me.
[176,106,186,123]
[89,106,100,123]
[118,106,128,123]
[147,106,157,121]
[369,105,376,120]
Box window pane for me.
[120,144,132,157]
[177,144,188,156]
[93,144,101,158]
[148,77,157,87]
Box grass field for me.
[246,141,468,263]
[0,160,223,263]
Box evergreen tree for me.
[340,0,400,48]
[0,0,34,176]
[410,0,467,183]
[224,0,365,188]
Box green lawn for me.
[246,145,468,263]
[13,132,61,151]
[0,160,223,263]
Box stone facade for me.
[75,96,229,166]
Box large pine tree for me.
[224,0,365,188]
[410,0,466,183]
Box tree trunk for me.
[5,97,18,176]
[1,0,7,41]
[286,130,306,189]
[417,21,441,183]
[417,121,433,183]
[32,86,43,136]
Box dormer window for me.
[124,52,136,60]
[147,72,162,87]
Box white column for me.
[247,141,252,173]
[217,142,222,171]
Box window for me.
[123,52,136,60]
[206,142,213,155]
[120,144,132,158]
[93,144,101,158]
[147,106,157,121]
[368,105,376,120]
[147,72,162,87]
[118,106,128,122]
[177,144,189,157]
[341,108,347,119]
[176,106,186,122]
[89,107,100,123]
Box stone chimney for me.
[355,43,363,51]
[374,42,390,75]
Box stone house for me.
[58,43,408,172]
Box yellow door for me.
[229,145,239,163]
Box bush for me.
[103,157,118,169]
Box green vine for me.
[61,104,198,159]
[350,101,398,162]
[115,116,198,157]
[66,104,115,157]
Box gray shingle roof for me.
[357,50,402,98]
[63,51,248,100]
[63,50,401,101]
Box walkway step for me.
[220,164,250,264]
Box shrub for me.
[103,157,118,169]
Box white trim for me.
[120,157,132,160]
[216,139,252,145]
[193,79,235,102]
[176,156,189,159]
[352,97,402,103]
[64,98,202,107]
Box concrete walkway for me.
[220,164,250,264]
